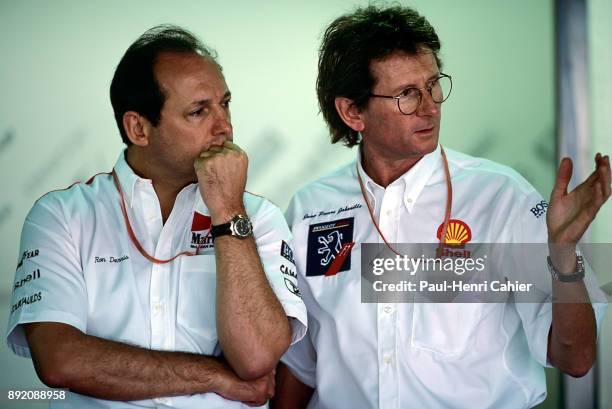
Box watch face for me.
[233,217,253,237]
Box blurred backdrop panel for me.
[590,0,612,408]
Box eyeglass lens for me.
[399,76,452,114]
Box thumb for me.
[551,157,572,200]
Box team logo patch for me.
[436,219,472,245]
[190,212,214,250]
[306,217,354,277]
[280,240,295,265]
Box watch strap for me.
[547,255,585,282]
[210,214,252,240]
[210,221,232,239]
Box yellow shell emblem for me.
[437,219,472,245]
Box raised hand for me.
[547,153,611,246]
[194,141,248,224]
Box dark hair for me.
[317,5,442,147]
[110,25,218,145]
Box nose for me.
[212,104,232,139]
[416,90,439,117]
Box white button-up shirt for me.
[281,145,607,409]
[7,151,307,409]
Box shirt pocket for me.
[177,255,217,354]
[411,303,483,359]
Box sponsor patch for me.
[280,264,301,297]
[284,278,301,297]
[280,241,295,265]
[436,219,472,245]
[16,249,39,269]
[10,291,42,314]
[306,218,354,277]
[436,219,472,258]
[191,212,214,250]
[529,200,548,219]
[13,269,40,291]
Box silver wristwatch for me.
[210,214,253,240]
[547,255,585,282]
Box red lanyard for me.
[112,170,206,264]
[356,146,453,255]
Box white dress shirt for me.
[281,145,607,409]
[6,151,307,409]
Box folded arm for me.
[25,322,274,405]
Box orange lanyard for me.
[112,170,206,264]
[356,146,453,255]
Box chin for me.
[412,135,439,157]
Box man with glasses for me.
[273,5,609,409]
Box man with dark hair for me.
[273,5,609,409]
[6,25,306,408]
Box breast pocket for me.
[411,303,483,359]
[177,255,217,354]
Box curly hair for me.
[317,5,442,147]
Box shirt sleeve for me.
[511,189,608,368]
[253,201,307,344]
[280,327,317,388]
[6,195,88,357]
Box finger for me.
[587,182,605,218]
[599,155,611,198]
[207,145,224,153]
[551,157,572,200]
[584,154,611,194]
[193,157,204,169]
[224,140,244,153]
[198,151,215,158]
[582,168,601,189]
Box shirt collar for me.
[356,143,442,213]
[112,150,152,209]
[113,150,205,214]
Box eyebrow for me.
[391,73,441,95]
[189,91,232,107]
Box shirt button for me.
[406,198,413,204]
[385,209,392,216]
[383,306,393,314]
[153,302,164,315]
[383,354,392,365]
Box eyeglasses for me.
[369,73,452,115]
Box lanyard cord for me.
[112,170,205,264]
[356,146,453,256]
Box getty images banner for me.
[360,243,611,303]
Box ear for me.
[122,111,151,147]
[334,97,365,133]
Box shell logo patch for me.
[436,219,472,245]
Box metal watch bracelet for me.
[547,255,585,282]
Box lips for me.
[414,125,435,136]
